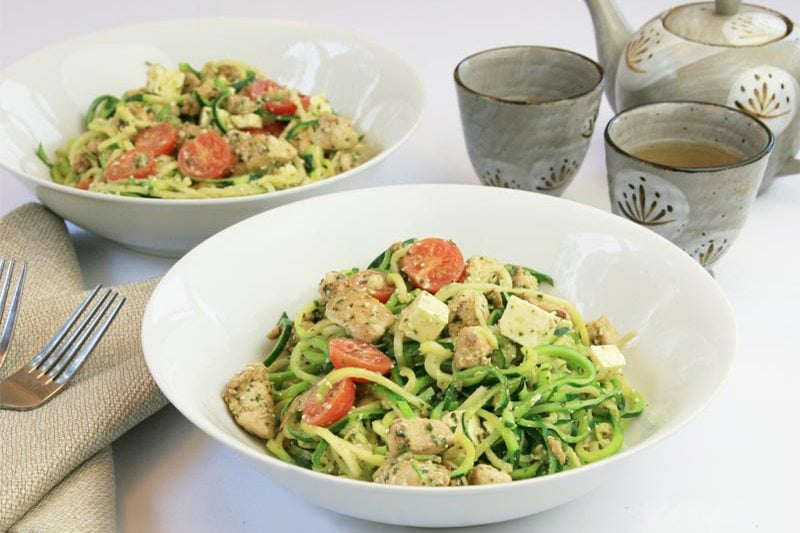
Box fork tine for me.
[0,260,26,363]
[36,289,113,376]
[0,259,13,326]
[54,294,125,385]
[28,285,103,370]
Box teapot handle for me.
[774,157,800,178]
[715,0,741,15]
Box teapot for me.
[585,0,800,192]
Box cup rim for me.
[453,45,605,105]
[604,100,775,174]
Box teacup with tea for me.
[604,101,774,270]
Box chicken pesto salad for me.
[223,238,645,486]
[35,60,370,199]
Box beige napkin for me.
[0,204,168,532]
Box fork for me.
[0,259,27,369]
[0,285,125,410]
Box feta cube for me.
[230,113,263,129]
[498,295,557,347]
[398,291,449,342]
[589,344,627,371]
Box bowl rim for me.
[142,183,737,493]
[0,16,426,207]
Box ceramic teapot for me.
[585,0,800,192]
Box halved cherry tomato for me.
[103,149,156,182]
[134,123,178,156]
[348,270,394,303]
[242,120,285,137]
[178,131,235,179]
[329,338,394,381]
[301,378,356,427]
[242,79,282,100]
[401,238,466,293]
[76,179,92,190]
[263,95,311,116]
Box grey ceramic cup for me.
[454,46,605,195]
[605,101,774,270]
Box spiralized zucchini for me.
[35,60,370,199]
[231,239,644,484]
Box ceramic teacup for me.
[454,46,605,195]
[605,101,774,270]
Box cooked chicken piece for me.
[467,464,512,485]
[453,326,494,370]
[465,256,505,284]
[225,94,259,115]
[218,64,242,83]
[325,289,394,343]
[318,271,348,301]
[70,138,101,174]
[180,94,201,117]
[546,436,567,465]
[177,123,204,146]
[386,417,455,456]
[226,130,298,174]
[447,290,490,337]
[373,459,450,487]
[291,114,359,152]
[510,266,538,290]
[182,71,201,93]
[195,82,221,103]
[587,315,619,346]
[223,363,276,439]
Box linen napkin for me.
[0,204,167,532]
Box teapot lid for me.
[663,2,791,46]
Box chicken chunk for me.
[223,363,276,439]
[447,290,490,338]
[217,64,242,83]
[386,417,455,456]
[465,256,506,284]
[225,94,259,115]
[373,459,450,487]
[325,289,394,343]
[318,271,348,301]
[291,114,359,152]
[453,326,494,370]
[177,123,204,145]
[546,436,567,465]
[587,316,619,346]
[467,464,512,485]
[510,266,538,290]
[227,130,298,174]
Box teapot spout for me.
[584,0,632,111]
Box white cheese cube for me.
[398,291,449,342]
[589,344,627,371]
[498,295,557,347]
[230,113,263,129]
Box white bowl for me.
[142,184,735,527]
[0,18,423,256]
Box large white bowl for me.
[142,184,735,527]
[0,18,423,256]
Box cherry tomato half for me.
[401,238,466,293]
[263,95,311,116]
[301,378,356,427]
[241,120,286,137]
[242,79,282,101]
[329,338,393,381]
[177,131,235,179]
[103,149,156,182]
[348,270,394,303]
[134,123,178,156]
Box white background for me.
[2,1,799,531]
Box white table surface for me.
[2,1,798,531]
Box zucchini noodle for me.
[36,60,371,199]
[223,238,645,484]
